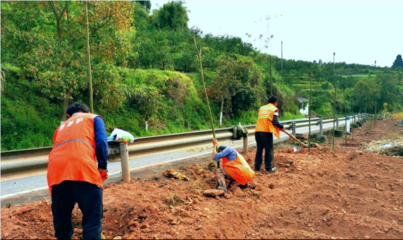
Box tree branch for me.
[49,1,69,22]
[48,2,59,20]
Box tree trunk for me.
[49,1,70,122]
[61,98,69,122]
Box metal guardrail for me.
[1,114,365,180]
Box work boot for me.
[227,179,235,189]
[217,185,228,192]
[239,182,251,189]
[267,167,277,172]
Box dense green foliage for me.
[392,54,403,69]
[1,1,402,151]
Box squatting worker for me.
[47,102,108,240]
[212,139,255,191]
[254,95,285,172]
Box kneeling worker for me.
[212,139,255,191]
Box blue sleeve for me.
[94,116,108,169]
[272,110,284,129]
[214,148,237,162]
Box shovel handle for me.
[283,130,307,148]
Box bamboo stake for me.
[192,35,219,168]
[192,35,216,139]
[270,55,273,95]
[332,85,337,150]
[308,73,312,152]
[85,1,93,113]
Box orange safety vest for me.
[255,103,281,138]
[222,150,255,185]
[47,113,104,195]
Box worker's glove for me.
[98,168,108,181]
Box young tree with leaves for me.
[207,56,242,125]
[152,1,189,31]
[1,1,134,121]
[353,78,381,113]
[392,54,403,69]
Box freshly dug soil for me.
[2,119,403,239]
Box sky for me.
[151,0,403,68]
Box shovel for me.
[283,130,307,152]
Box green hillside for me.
[1,1,402,151]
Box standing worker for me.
[254,96,285,172]
[47,102,108,240]
[212,139,255,192]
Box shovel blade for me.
[293,146,302,152]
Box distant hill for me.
[1,1,402,150]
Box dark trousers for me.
[254,132,274,171]
[51,181,103,240]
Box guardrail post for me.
[319,118,323,136]
[120,142,130,182]
[243,135,248,156]
[336,118,339,130]
[292,122,296,136]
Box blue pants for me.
[51,181,103,240]
[254,132,274,171]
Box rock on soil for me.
[202,189,225,197]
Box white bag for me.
[110,128,135,143]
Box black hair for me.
[217,146,227,152]
[268,95,278,104]
[67,102,90,117]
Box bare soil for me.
[2,119,403,239]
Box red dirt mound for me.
[2,119,403,239]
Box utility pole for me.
[333,52,336,72]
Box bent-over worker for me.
[212,139,255,191]
[47,102,108,240]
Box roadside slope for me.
[1,119,403,239]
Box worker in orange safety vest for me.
[212,138,255,192]
[254,95,285,172]
[47,102,108,240]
